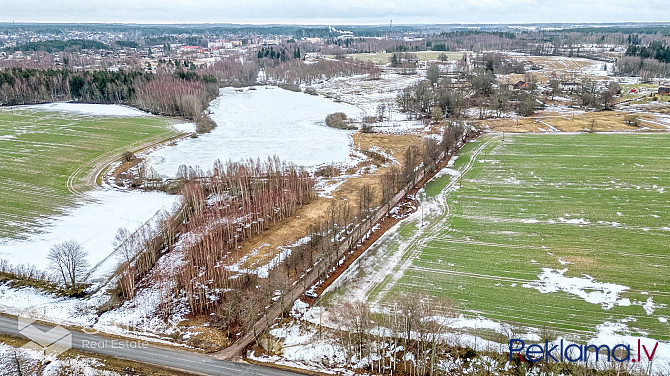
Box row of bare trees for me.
[198,54,260,87]
[113,210,180,300]
[132,74,218,119]
[175,158,316,314]
[281,123,470,315]
[616,55,670,80]
[333,297,456,376]
[264,58,380,86]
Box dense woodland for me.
[0,53,261,132]
[3,39,108,53]
[0,67,221,129]
[264,58,379,85]
[617,41,670,78]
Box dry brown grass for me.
[178,316,231,350]
[234,131,423,268]
[481,110,664,133]
[498,55,608,85]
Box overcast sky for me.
[1,0,668,24]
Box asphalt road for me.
[0,314,299,376]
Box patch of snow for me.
[557,257,571,265]
[558,217,590,225]
[171,122,196,133]
[643,297,656,315]
[226,236,310,278]
[23,103,150,117]
[522,268,629,309]
[0,190,179,280]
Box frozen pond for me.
[147,86,361,176]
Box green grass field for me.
[352,133,670,341]
[0,108,176,239]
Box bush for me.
[623,114,640,126]
[195,115,217,134]
[363,116,377,124]
[303,87,318,95]
[325,112,351,129]
[361,123,374,133]
[122,151,136,162]
[277,82,301,92]
[315,165,340,178]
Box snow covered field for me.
[147,86,362,176]
[311,72,426,133]
[0,189,178,281]
[23,103,151,117]
[0,103,179,280]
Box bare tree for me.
[48,240,89,289]
[358,184,374,219]
[599,81,620,110]
[113,227,135,263]
[423,137,442,173]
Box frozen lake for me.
[147,86,361,176]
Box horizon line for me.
[1,20,669,27]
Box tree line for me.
[4,39,108,53]
[617,41,670,79]
[0,58,260,132]
[263,58,379,86]
[626,41,670,64]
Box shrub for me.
[315,165,340,178]
[303,87,318,95]
[623,114,640,126]
[361,123,374,133]
[325,112,350,129]
[122,151,136,162]
[195,115,217,134]
[277,82,301,92]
